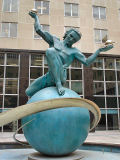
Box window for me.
[96,114,106,130]
[93,6,106,19]
[64,3,78,17]
[0,23,17,38]
[34,24,49,39]
[94,29,108,43]
[0,52,19,102]
[0,53,20,132]
[92,57,120,130]
[30,54,46,84]
[3,0,18,12]
[107,114,119,130]
[34,0,49,15]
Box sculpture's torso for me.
[52,41,79,67]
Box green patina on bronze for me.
[26,11,113,97]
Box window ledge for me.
[2,11,18,13]
[0,37,17,39]
[64,16,80,18]
[93,18,106,21]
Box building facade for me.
[0,0,120,132]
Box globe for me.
[22,87,90,156]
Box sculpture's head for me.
[63,29,82,46]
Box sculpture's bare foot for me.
[56,82,65,96]
[58,87,65,96]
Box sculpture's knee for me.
[25,85,37,97]
[25,86,37,97]
[46,48,56,58]
[25,87,31,97]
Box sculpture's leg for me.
[61,68,67,84]
[25,72,55,97]
[46,48,66,95]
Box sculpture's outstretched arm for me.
[29,11,53,45]
[75,44,114,66]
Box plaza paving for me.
[0,130,120,146]
[0,131,120,160]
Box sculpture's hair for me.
[63,28,82,40]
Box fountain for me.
[0,9,118,160]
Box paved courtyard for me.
[0,130,120,146]
[0,130,120,160]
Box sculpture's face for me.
[65,31,81,46]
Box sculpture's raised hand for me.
[99,44,114,52]
[29,11,37,19]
